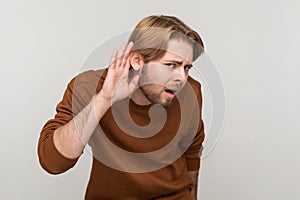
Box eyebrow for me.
[164,60,193,68]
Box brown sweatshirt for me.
[38,69,205,199]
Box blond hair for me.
[128,15,204,63]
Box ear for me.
[130,52,144,71]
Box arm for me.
[188,170,199,200]
[53,94,111,159]
[184,81,205,199]
[38,42,139,173]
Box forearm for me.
[51,42,135,160]
[53,94,111,159]
[188,170,199,200]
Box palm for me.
[100,42,139,104]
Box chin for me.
[159,99,173,107]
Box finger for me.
[109,49,118,70]
[123,57,131,75]
[116,43,126,68]
[128,74,139,93]
[120,41,133,68]
[126,41,134,51]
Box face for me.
[137,38,193,106]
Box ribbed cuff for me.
[43,133,78,174]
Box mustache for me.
[137,82,183,90]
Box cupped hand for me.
[99,42,139,105]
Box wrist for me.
[95,91,113,106]
[93,93,112,118]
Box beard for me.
[136,65,185,107]
[139,84,173,107]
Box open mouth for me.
[165,89,175,94]
[164,89,176,95]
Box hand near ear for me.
[98,42,140,105]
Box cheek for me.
[141,63,172,86]
[142,84,165,97]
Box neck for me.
[131,88,152,105]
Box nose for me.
[173,66,187,83]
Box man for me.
[38,15,205,199]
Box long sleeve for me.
[38,79,79,174]
[184,79,205,171]
[37,70,104,174]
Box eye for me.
[165,63,176,68]
[184,65,192,71]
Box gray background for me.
[1,0,299,199]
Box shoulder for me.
[186,76,203,106]
[69,68,108,87]
[65,68,108,108]
[187,76,202,94]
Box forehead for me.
[163,39,193,63]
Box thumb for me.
[128,75,139,93]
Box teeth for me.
[165,89,175,94]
